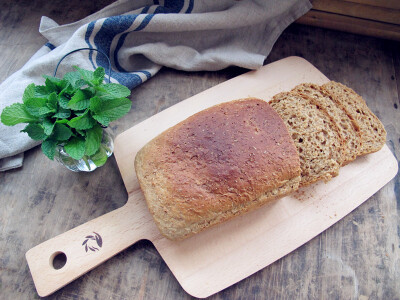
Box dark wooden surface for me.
[1,1,399,299]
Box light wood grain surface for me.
[297,0,400,41]
[1,1,399,299]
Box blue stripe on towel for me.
[164,0,185,11]
[140,70,152,80]
[113,13,155,73]
[93,15,142,88]
[45,42,56,50]
[114,17,156,75]
[141,6,150,14]
[113,34,130,73]
[134,14,153,31]
[85,21,97,69]
[85,0,193,88]
[186,0,194,13]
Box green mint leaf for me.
[92,114,110,126]
[63,73,88,91]
[44,77,61,93]
[53,123,72,141]
[68,89,91,110]
[41,139,57,160]
[74,79,88,90]
[38,106,55,116]
[95,83,131,100]
[22,83,36,103]
[59,82,74,97]
[73,66,95,85]
[74,110,87,117]
[85,124,102,156]
[58,94,70,109]
[47,92,58,110]
[56,119,68,124]
[58,79,69,90]
[64,137,85,160]
[93,67,106,86]
[90,146,108,167]
[35,85,51,98]
[24,98,48,116]
[85,87,96,95]
[94,67,105,80]
[33,93,57,117]
[67,110,96,130]
[75,129,86,136]
[43,118,55,136]
[43,75,62,86]
[21,123,46,140]
[63,71,81,87]
[1,103,38,125]
[90,97,131,126]
[53,107,71,119]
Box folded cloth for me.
[0,0,311,171]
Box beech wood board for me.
[25,56,398,298]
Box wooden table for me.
[1,1,399,299]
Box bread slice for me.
[269,92,342,187]
[321,81,386,155]
[292,83,361,165]
[135,98,301,240]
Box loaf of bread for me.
[135,81,386,241]
[135,98,301,240]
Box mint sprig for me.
[1,66,132,167]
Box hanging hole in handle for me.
[53,47,112,83]
[50,251,67,270]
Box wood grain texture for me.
[0,1,399,300]
[311,0,400,25]
[299,0,400,41]
[344,0,400,10]
[297,10,400,41]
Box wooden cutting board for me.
[25,56,398,298]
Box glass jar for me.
[54,128,114,172]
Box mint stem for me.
[82,156,91,169]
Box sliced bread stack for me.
[270,81,386,187]
[269,92,342,186]
[292,83,361,165]
[321,81,386,155]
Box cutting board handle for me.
[25,191,155,297]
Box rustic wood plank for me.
[392,42,400,113]
[297,10,400,41]
[0,1,399,299]
[344,0,400,10]
[311,0,400,25]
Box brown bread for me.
[135,98,301,240]
[135,82,386,241]
[321,81,386,155]
[292,83,362,165]
[269,92,342,186]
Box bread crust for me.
[135,98,301,240]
